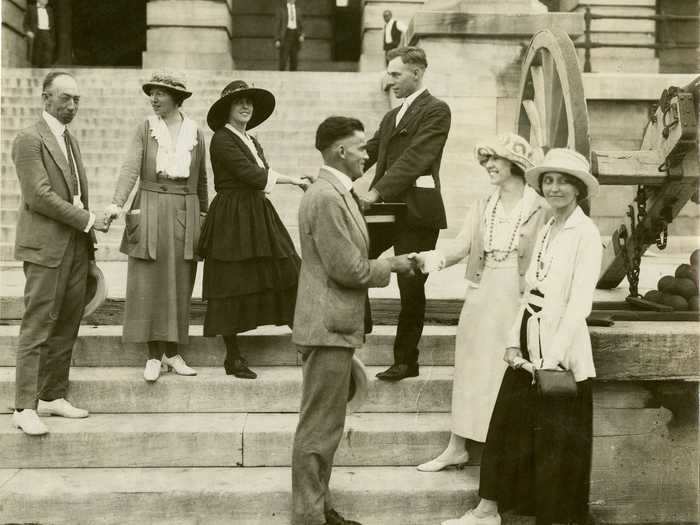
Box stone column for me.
[405,0,583,238]
[142,0,234,69]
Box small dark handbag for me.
[535,368,577,398]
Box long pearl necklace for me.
[535,218,556,282]
[485,193,523,263]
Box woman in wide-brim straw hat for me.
[412,133,548,471]
[198,80,308,379]
[103,73,208,382]
[445,148,602,525]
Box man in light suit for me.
[11,71,107,436]
[358,46,451,381]
[291,117,414,525]
[274,0,305,71]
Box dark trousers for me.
[292,346,354,525]
[30,30,55,67]
[279,29,300,71]
[369,222,439,366]
[15,232,89,409]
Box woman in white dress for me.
[413,133,548,471]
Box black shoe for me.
[224,357,257,379]
[376,363,419,381]
[325,508,362,525]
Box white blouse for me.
[508,206,602,381]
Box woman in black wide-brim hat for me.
[198,80,307,379]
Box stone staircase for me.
[0,323,482,524]
[0,68,390,261]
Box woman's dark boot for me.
[223,335,257,379]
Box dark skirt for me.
[479,300,593,524]
[199,189,300,336]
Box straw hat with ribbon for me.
[206,80,276,132]
[142,73,192,100]
[346,355,369,414]
[83,263,107,319]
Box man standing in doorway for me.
[275,0,305,71]
[382,10,406,66]
[358,46,451,382]
[11,71,108,436]
[23,0,56,67]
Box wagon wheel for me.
[516,29,590,159]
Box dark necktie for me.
[63,130,79,196]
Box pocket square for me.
[398,128,408,136]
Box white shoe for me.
[442,510,501,525]
[144,359,162,382]
[12,409,48,435]
[417,449,469,472]
[37,398,88,418]
[161,354,197,376]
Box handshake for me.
[384,252,438,276]
[91,204,122,233]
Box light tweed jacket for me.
[293,168,391,349]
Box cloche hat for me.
[474,133,541,172]
[206,80,276,131]
[142,73,192,100]
[525,148,600,197]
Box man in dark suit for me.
[274,0,305,71]
[11,71,108,436]
[23,0,56,67]
[359,46,451,381]
[292,117,414,525]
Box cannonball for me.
[688,296,700,311]
[660,293,688,311]
[675,278,699,299]
[644,289,663,303]
[676,263,694,279]
[657,275,676,293]
[691,249,700,267]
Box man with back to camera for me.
[291,116,415,525]
[11,71,109,436]
[357,46,451,382]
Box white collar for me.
[401,86,427,108]
[42,110,67,137]
[225,124,252,143]
[322,165,353,191]
[562,205,587,229]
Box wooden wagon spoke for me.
[531,64,548,145]
[522,99,544,148]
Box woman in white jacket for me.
[444,148,602,525]
[412,133,547,471]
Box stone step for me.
[0,366,454,414]
[0,325,455,368]
[0,412,451,468]
[0,466,481,525]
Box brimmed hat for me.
[83,263,107,319]
[525,148,600,197]
[347,355,369,414]
[474,133,541,172]
[206,80,276,131]
[142,73,192,100]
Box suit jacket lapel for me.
[318,169,369,250]
[37,119,73,191]
[390,90,431,139]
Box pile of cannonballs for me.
[644,249,699,311]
